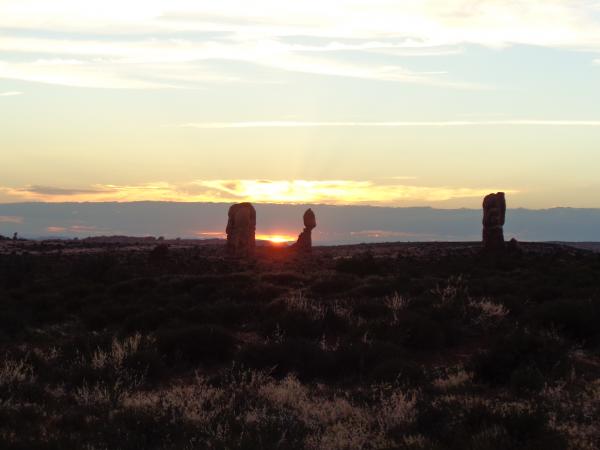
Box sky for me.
[2,0,600,209]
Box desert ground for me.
[1,237,599,449]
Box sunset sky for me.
[2,0,600,208]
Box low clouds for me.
[23,185,113,196]
[2,1,600,89]
[0,179,513,206]
[0,91,22,96]
[0,215,23,224]
[46,224,102,234]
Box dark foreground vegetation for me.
[1,240,600,449]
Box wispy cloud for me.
[46,224,110,234]
[0,91,22,96]
[3,1,600,89]
[0,215,24,224]
[178,120,600,128]
[0,179,515,206]
[22,185,113,196]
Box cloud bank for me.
[0,179,513,206]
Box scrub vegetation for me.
[1,240,599,449]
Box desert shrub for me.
[469,275,518,297]
[123,308,168,332]
[148,243,170,265]
[415,398,463,443]
[122,348,166,384]
[310,274,358,297]
[401,314,447,351]
[509,364,545,394]
[81,309,112,331]
[70,253,116,282]
[352,298,389,319]
[260,310,324,339]
[189,281,218,300]
[237,338,334,380]
[473,329,570,387]
[496,294,525,317]
[156,275,203,296]
[327,340,415,382]
[203,301,259,327]
[0,254,35,288]
[109,280,139,296]
[321,306,349,334]
[157,325,235,365]
[531,285,566,303]
[353,276,399,297]
[334,253,392,276]
[528,298,600,345]
[0,358,38,403]
[369,358,423,384]
[261,271,307,287]
[0,308,26,338]
[97,408,183,450]
[499,409,567,450]
[61,283,94,301]
[415,400,567,450]
[243,283,285,302]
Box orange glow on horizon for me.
[256,233,296,244]
[0,180,516,207]
[196,231,296,244]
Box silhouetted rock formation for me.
[482,192,506,250]
[507,237,520,252]
[226,203,256,257]
[293,208,316,253]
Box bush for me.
[528,299,600,345]
[237,338,334,380]
[474,329,570,387]
[402,314,447,351]
[335,253,393,276]
[157,325,235,365]
[309,274,358,297]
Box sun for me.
[256,233,296,244]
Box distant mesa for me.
[482,192,506,251]
[292,208,317,253]
[226,202,256,257]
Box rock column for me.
[293,208,316,253]
[482,192,506,250]
[226,203,256,257]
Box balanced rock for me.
[482,192,506,250]
[226,203,256,257]
[293,208,316,253]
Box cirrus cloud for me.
[177,119,600,128]
[2,0,600,89]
